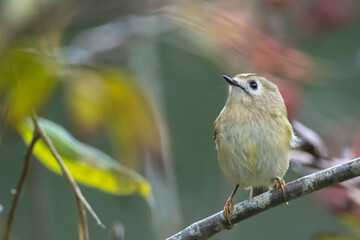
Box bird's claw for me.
[223,198,234,227]
[275,177,288,204]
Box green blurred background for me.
[1,0,360,239]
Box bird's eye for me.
[249,81,258,90]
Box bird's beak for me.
[222,75,247,92]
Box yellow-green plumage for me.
[215,74,297,191]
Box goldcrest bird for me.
[214,73,298,225]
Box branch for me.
[166,157,360,240]
[30,112,104,239]
[3,127,40,240]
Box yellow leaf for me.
[17,117,152,199]
[341,213,360,229]
[66,68,162,169]
[0,45,58,123]
[340,213,360,237]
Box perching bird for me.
[214,73,299,225]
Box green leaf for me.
[17,117,152,199]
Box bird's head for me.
[222,73,286,113]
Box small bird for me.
[214,73,298,225]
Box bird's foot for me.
[223,197,234,228]
[274,177,288,204]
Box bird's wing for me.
[290,129,301,148]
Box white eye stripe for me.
[247,81,262,95]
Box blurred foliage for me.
[17,117,151,199]
[0,44,58,123]
[165,1,313,82]
[317,214,360,240]
[0,43,157,199]
[292,122,360,240]
[66,68,161,170]
[0,1,166,238]
[0,0,360,239]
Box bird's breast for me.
[215,117,290,187]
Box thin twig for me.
[76,199,89,240]
[3,128,40,240]
[30,112,105,236]
[166,157,360,240]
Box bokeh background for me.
[1,0,360,239]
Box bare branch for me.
[3,128,40,240]
[30,112,104,239]
[166,157,360,240]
